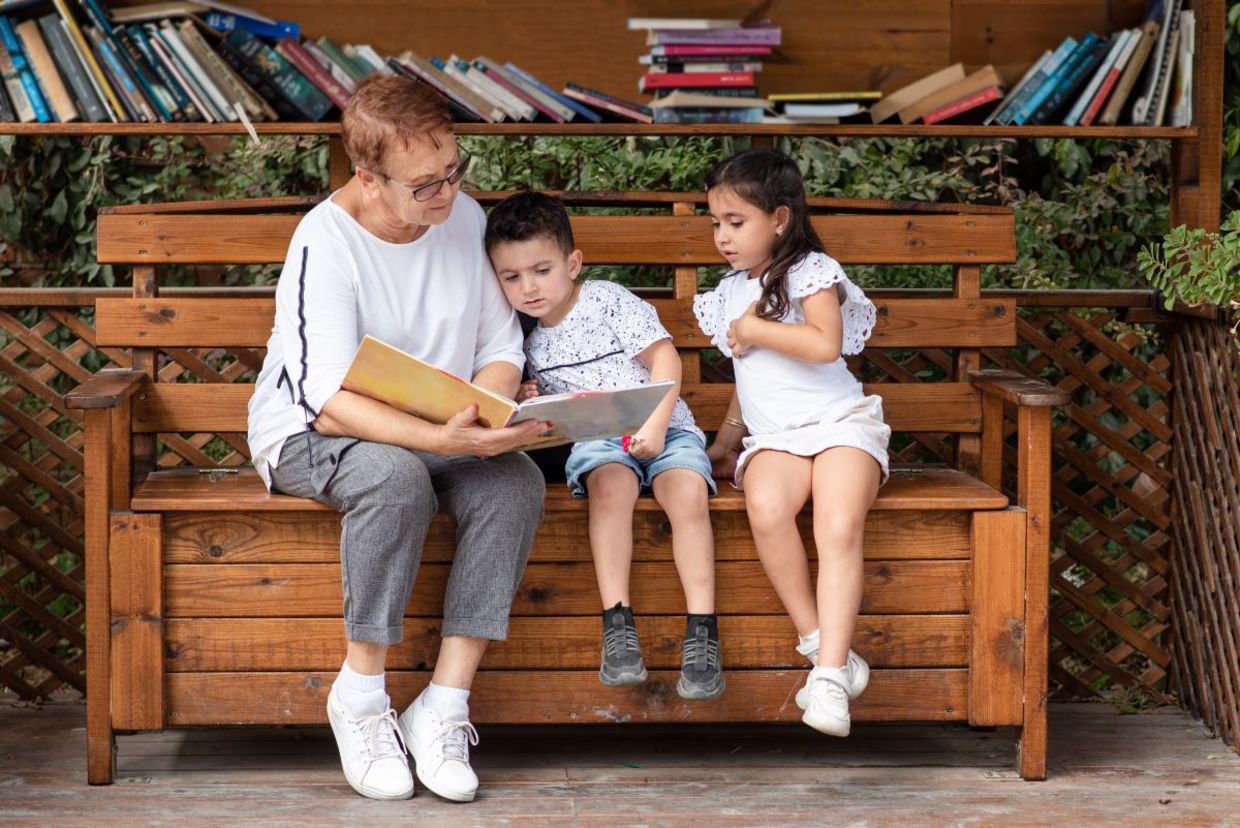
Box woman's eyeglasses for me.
[379,154,472,202]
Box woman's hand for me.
[726,301,760,356]
[515,380,540,403]
[437,403,548,457]
[706,441,740,479]
[627,428,665,460]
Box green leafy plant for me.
[1138,209,1240,326]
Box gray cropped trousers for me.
[271,431,545,645]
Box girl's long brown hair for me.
[705,148,825,321]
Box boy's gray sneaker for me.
[599,603,647,686]
[676,617,724,700]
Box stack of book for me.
[868,0,1193,128]
[0,0,649,124]
[629,16,776,125]
[764,91,881,124]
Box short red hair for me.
[341,75,452,174]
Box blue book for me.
[505,61,602,124]
[1033,36,1111,125]
[999,36,1077,125]
[204,12,299,41]
[1012,33,1101,125]
[0,15,50,122]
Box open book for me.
[341,336,675,450]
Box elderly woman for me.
[246,76,545,803]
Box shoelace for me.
[682,625,720,672]
[437,720,480,764]
[603,617,640,658]
[355,708,407,762]
[810,675,849,706]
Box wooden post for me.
[955,265,983,476]
[970,508,1027,726]
[109,513,164,731]
[84,408,114,784]
[673,201,701,383]
[1016,405,1052,780]
[1171,0,1224,232]
[130,265,157,483]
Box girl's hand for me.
[706,442,739,479]
[627,428,665,460]
[515,380,540,403]
[726,301,760,356]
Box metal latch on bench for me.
[198,468,241,484]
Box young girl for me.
[695,149,891,736]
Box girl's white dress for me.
[693,251,891,488]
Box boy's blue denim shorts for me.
[565,428,718,497]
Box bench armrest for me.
[66,369,148,410]
[969,369,1068,407]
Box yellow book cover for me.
[341,336,674,450]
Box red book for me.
[921,86,1002,125]
[477,62,565,123]
[276,38,351,111]
[1079,63,1125,127]
[639,71,754,91]
[650,44,772,57]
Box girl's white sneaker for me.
[795,649,870,709]
[801,666,852,737]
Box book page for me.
[510,380,675,444]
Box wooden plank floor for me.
[2,699,1237,827]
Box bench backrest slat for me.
[96,212,1017,266]
[95,296,1016,349]
[133,381,983,435]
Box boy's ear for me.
[568,248,583,280]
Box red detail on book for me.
[276,38,351,111]
[640,71,755,89]
[562,87,652,123]
[480,65,564,123]
[921,86,1002,125]
[1079,64,1124,127]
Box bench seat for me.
[130,465,1009,512]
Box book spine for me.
[226,28,331,121]
[999,37,1077,125]
[276,38,350,112]
[921,86,1002,125]
[351,44,394,76]
[1,44,38,121]
[1132,2,1180,125]
[565,82,652,115]
[1065,32,1128,126]
[386,57,481,123]
[86,27,144,121]
[302,39,356,93]
[156,23,230,120]
[214,34,300,121]
[647,61,762,73]
[562,85,652,123]
[435,56,516,120]
[51,0,122,119]
[0,74,16,120]
[0,17,51,121]
[38,14,105,120]
[639,71,754,89]
[652,105,763,124]
[15,19,79,121]
[184,19,275,121]
[408,52,502,122]
[477,57,573,121]
[475,60,560,122]
[110,22,175,121]
[1100,21,1158,126]
[452,57,530,119]
[316,38,369,83]
[204,12,299,41]
[146,26,216,120]
[128,25,193,120]
[1013,35,1097,125]
[649,27,781,46]
[652,86,758,98]
[1031,37,1107,125]
[1080,42,1131,127]
[651,44,771,56]
[646,52,768,65]
[984,51,1049,126]
[504,62,600,123]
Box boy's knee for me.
[587,465,639,504]
[657,476,709,521]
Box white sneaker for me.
[801,666,852,737]
[399,697,480,802]
[795,649,870,709]
[326,688,415,800]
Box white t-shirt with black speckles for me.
[525,279,704,444]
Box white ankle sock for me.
[334,662,387,718]
[796,629,820,664]
[420,682,470,721]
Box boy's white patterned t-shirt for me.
[525,279,703,443]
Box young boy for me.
[485,192,723,700]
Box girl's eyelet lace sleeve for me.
[788,252,877,356]
[693,287,726,347]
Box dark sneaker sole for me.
[676,673,725,700]
[599,665,648,686]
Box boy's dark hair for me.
[484,191,575,255]
[705,148,826,322]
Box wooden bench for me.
[68,192,1067,785]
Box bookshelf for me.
[0,0,1226,230]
